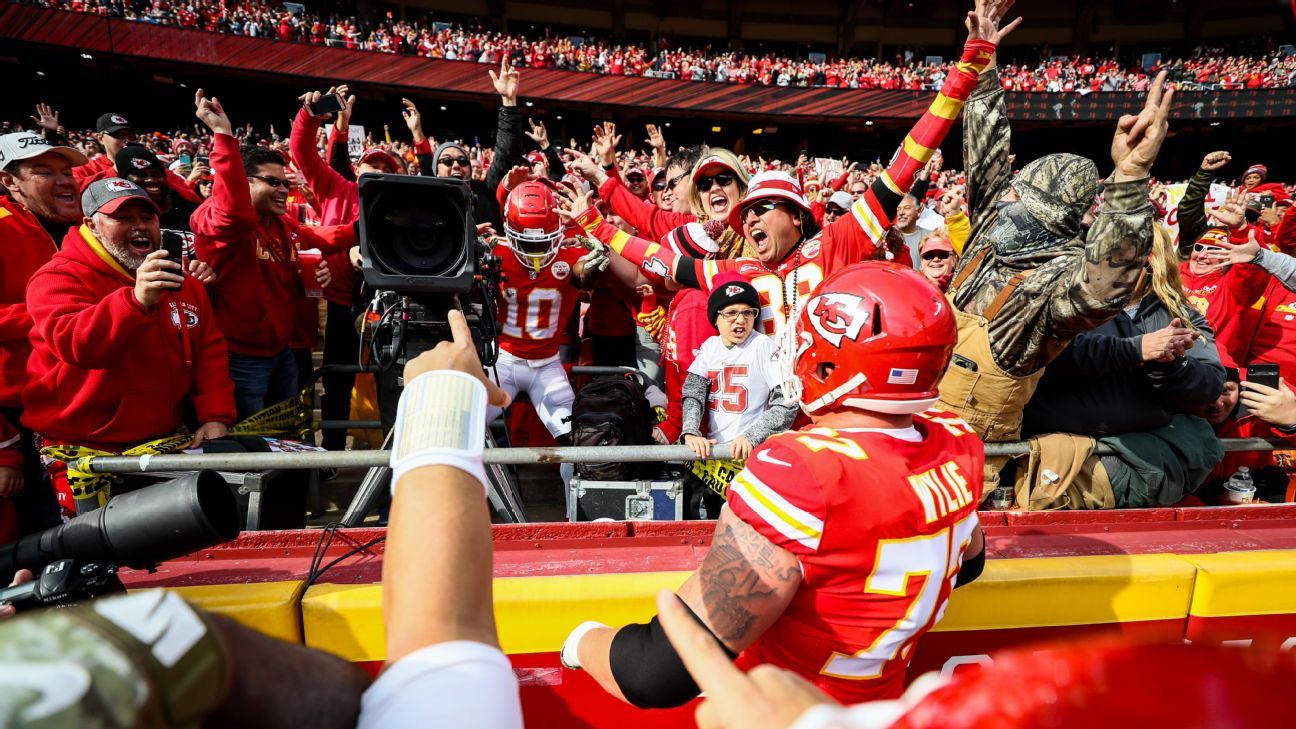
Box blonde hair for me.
[1137,224,1199,332]
[686,147,754,259]
[687,148,750,221]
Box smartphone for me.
[1248,363,1281,391]
[160,229,186,264]
[309,94,345,117]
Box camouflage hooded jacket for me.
[948,68,1155,379]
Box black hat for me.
[95,112,134,135]
[114,144,163,178]
[707,274,760,329]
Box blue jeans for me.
[228,349,299,421]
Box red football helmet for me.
[793,262,955,415]
[504,181,563,270]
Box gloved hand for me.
[578,236,611,275]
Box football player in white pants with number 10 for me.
[489,181,608,464]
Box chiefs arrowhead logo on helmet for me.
[806,292,869,347]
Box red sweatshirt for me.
[1179,227,1271,368]
[0,197,60,408]
[23,226,236,452]
[74,154,203,204]
[190,134,356,357]
[599,175,694,243]
[289,107,357,306]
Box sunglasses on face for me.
[627,175,646,184]
[1194,243,1222,254]
[741,199,783,221]
[718,308,760,322]
[695,171,736,193]
[921,250,952,261]
[439,156,470,168]
[652,180,668,192]
[666,171,688,191]
[824,205,847,217]
[248,174,290,189]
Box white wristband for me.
[391,370,489,495]
[560,621,608,670]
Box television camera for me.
[357,173,503,372]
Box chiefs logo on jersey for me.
[806,293,869,347]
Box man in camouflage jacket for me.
[948,65,1174,381]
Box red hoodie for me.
[0,197,61,408]
[289,107,358,306]
[23,225,236,452]
[190,134,356,357]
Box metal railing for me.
[75,438,1292,475]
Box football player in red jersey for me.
[562,7,1018,339]
[559,262,987,708]
[490,181,607,442]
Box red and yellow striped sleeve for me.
[859,39,997,236]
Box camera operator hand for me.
[134,250,186,309]
[403,310,510,408]
[0,570,34,620]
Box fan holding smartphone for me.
[1238,363,1296,428]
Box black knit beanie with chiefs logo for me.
[707,273,761,329]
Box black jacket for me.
[1022,296,1225,438]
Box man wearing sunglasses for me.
[571,10,1007,339]
[918,234,959,291]
[191,90,359,420]
[71,112,203,204]
[419,57,525,230]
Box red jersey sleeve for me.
[727,432,832,555]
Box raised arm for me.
[486,57,522,190]
[1177,151,1230,255]
[1048,72,1173,341]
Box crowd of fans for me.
[24,0,1296,91]
[5,2,1296,727]
[2,45,1296,532]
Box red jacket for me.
[190,134,355,357]
[23,226,236,451]
[599,176,694,243]
[0,197,61,408]
[289,107,358,305]
[74,154,203,204]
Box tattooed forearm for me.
[697,513,801,647]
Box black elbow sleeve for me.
[608,608,736,709]
[954,544,986,588]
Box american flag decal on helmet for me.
[887,368,918,385]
